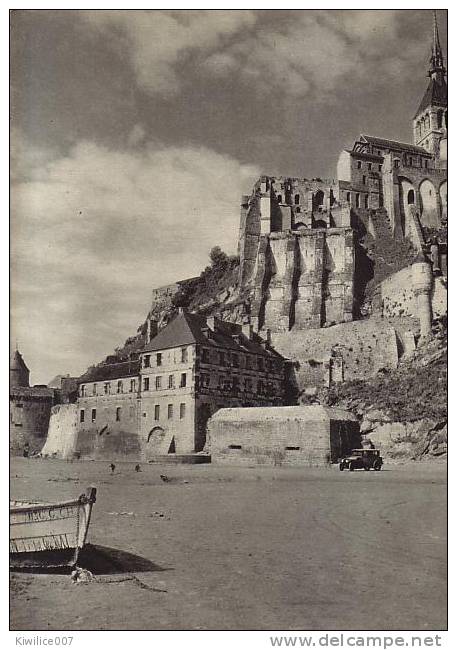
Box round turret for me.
[10,349,30,388]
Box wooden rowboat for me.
[10,487,96,569]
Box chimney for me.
[242,323,253,340]
[206,316,217,331]
[260,329,271,349]
[147,318,158,343]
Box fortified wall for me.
[239,176,354,332]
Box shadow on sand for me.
[11,544,170,576]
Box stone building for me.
[139,310,285,456]
[238,13,447,334]
[10,349,55,456]
[76,359,141,459]
[208,405,360,466]
[67,311,286,460]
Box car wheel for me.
[339,463,345,471]
[349,462,354,471]
[373,460,382,471]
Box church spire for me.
[429,10,445,79]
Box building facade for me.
[139,311,286,456]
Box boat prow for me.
[10,487,97,569]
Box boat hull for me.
[10,487,96,569]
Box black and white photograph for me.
[9,5,448,637]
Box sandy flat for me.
[10,457,447,631]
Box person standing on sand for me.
[109,463,116,474]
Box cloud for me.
[200,10,436,101]
[11,136,260,383]
[81,10,256,97]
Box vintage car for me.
[339,449,383,471]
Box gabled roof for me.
[142,311,207,352]
[359,135,430,156]
[142,311,283,359]
[414,77,447,118]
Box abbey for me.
[238,13,447,333]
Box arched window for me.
[277,194,282,204]
[425,113,430,130]
[407,189,415,204]
[437,109,443,129]
[294,194,300,205]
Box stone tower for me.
[413,11,447,165]
[10,349,30,388]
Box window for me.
[91,408,96,423]
[368,163,372,171]
[156,353,162,367]
[245,378,252,392]
[294,194,300,204]
[168,404,173,419]
[156,376,162,390]
[117,380,123,394]
[245,356,250,370]
[425,159,428,169]
[232,353,239,368]
[378,164,382,172]
[201,374,210,388]
[355,193,360,208]
[228,444,242,450]
[277,194,282,203]
[143,377,150,391]
[154,405,160,421]
[168,374,175,389]
[285,446,300,451]
[130,379,136,393]
[104,382,110,395]
[362,175,366,185]
[144,355,150,368]
[180,403,186,419]
[258,380,264,394]
[180,373,187,388]
[80,385,86,397]
[93,384,97,396]
[394,159,400,168]
[357,161,362,169]
[346,192,351,204]
[80,409,85,423]
[219,351,225,366]
[116,407,121,422]
[364,195,369,209]
[409,157,413,166]
[181,347,188,363]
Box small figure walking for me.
[135,464,141,472]
[109,463,116,474]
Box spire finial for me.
[429,10,445,77]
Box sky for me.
[10,9,447,385]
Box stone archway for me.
[419,179,439,228]
[439,181,447,222]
